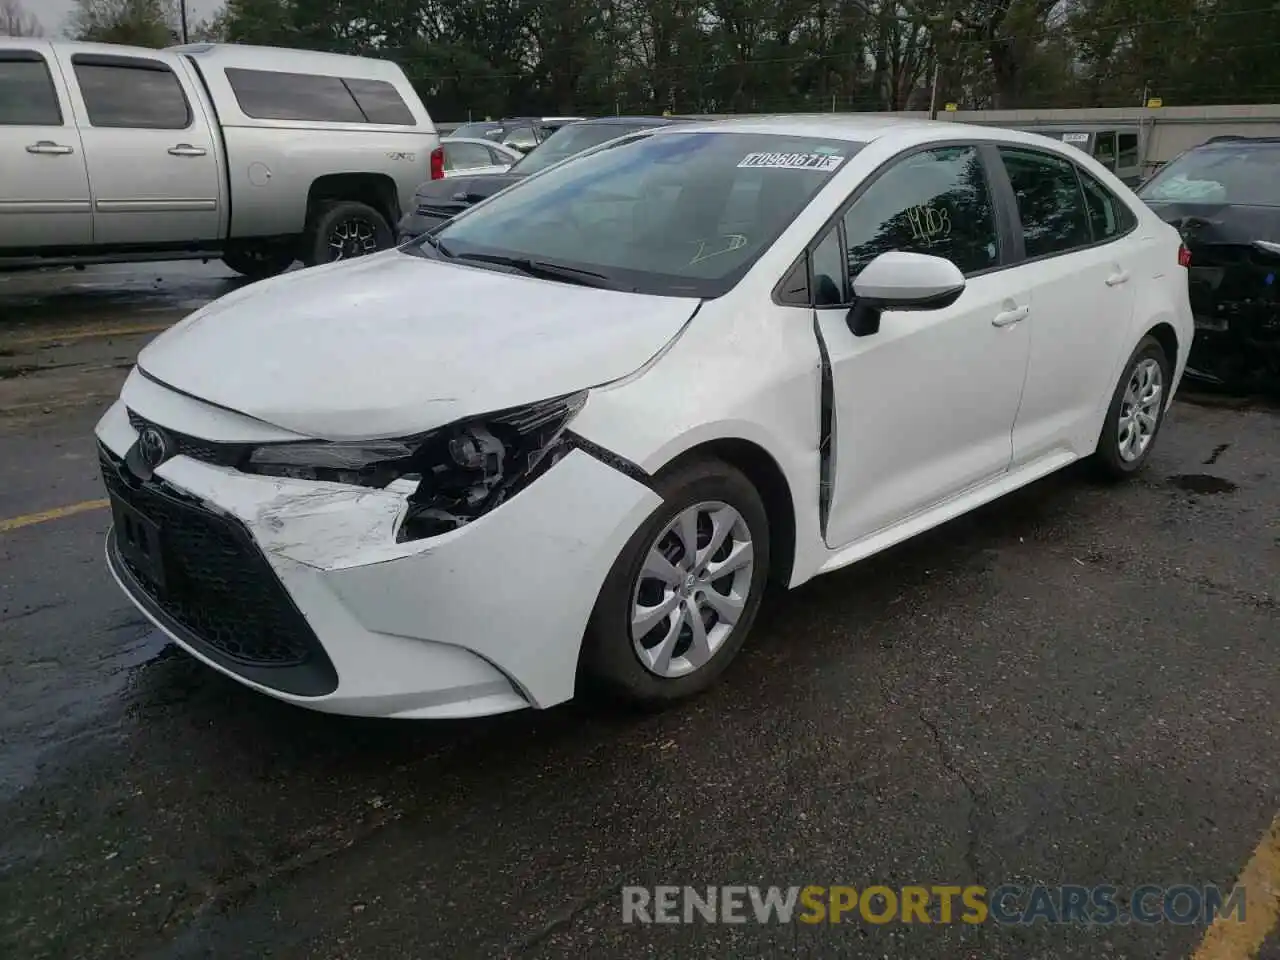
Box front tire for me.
[1092,335,1172,480]
[580,458,771,705]
[304,201,394,267]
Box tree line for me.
[5,0,1280,120]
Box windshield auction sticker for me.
[738,152,844,171]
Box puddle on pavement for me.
[0,263,246,329]
[1167,473,1239,494]
[0,623,171,803]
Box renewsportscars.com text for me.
[621,884,1246,926]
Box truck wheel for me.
[305,201,393,266]
[221,241,296,280]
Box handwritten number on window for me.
[906,205,951,244]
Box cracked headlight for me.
[245,440,421,486]
[243,391,588,540]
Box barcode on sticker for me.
[737,152,844,171]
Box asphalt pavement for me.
[0,264,1277,960]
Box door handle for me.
[1105,269,1130,286]
[26,141,74,155]
[167,144,207,157]
[991,305,1030,327]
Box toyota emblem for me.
[137,426,170,469]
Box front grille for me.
[100,444,338,697]
[126,410,248,468]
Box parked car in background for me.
[96,116,1191,719]
[0,39,439,279]
[439,137,523,177]
[1138,135,1280,391]
[1015,124,1145,185]
[398,116,694,241]
[447,116,583,154]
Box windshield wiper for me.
[450,252,618,289]
[416,232,455,258]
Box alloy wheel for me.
[630,500,755,679]
[1117,357,1164,462]
[327,218,380,261]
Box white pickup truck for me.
[0,39,441,278]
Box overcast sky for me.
[28,0,225,38]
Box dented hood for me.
[137,251,698,440]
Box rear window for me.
[1138,142,1280,207]
[225,68,414,125]
[0,54,62,126]
[431,131,859,298]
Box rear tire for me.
[579,458,770,705]
[304,201,394,267]
[221,241,295,280]
[1092,335,1172,481]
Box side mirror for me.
[846,251,966,337]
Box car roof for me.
[1014,123,1140,134]
[569,116,695,128]
[1200,135,1280,146]
[661,113,1108,151]
[442,136,517,148]
[168,41,401,76]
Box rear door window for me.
[998,146,1093,258]
[72,56,191,129]
[1077,169,1138,241]
[0,53,63,126]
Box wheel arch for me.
[1144,321,1181,403]
[650,438,798,589]
[305,173,401,226]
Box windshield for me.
[1138,142,1280,206]
[427,131,859,298]
[512,122,664,176]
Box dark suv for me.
[398,116,695,242]
[1138,136,1280,391]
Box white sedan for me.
[439,136,523,177]
[95,116,1193,719]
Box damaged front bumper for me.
[94,397,661,718]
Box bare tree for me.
[0,0,43,36]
